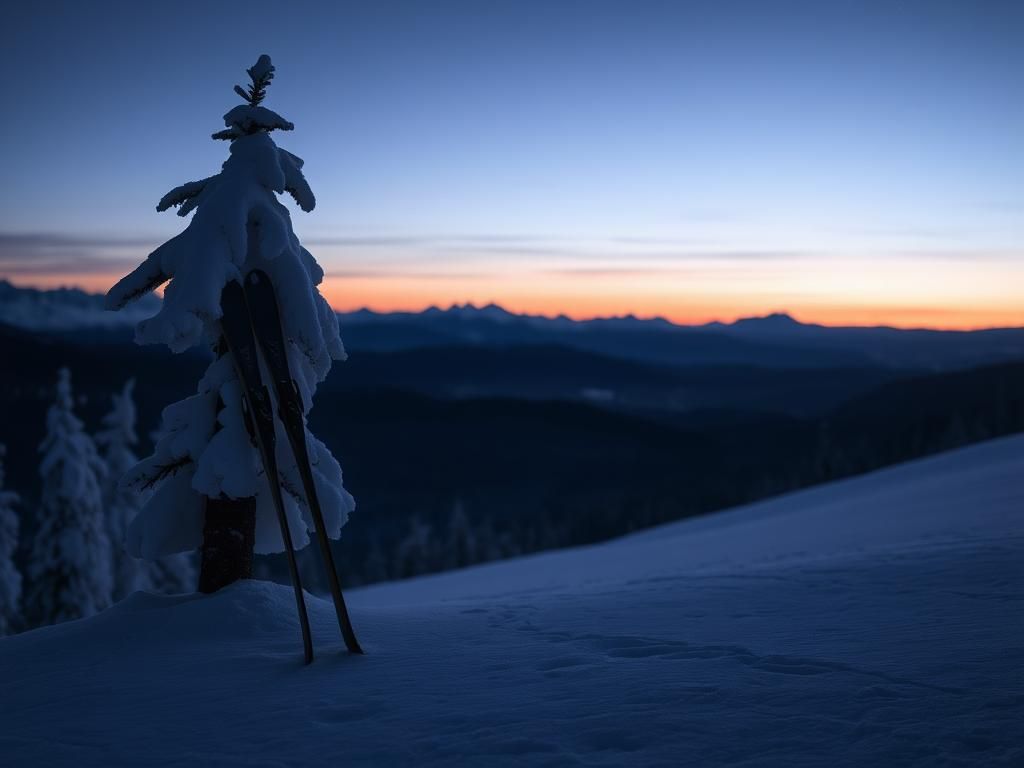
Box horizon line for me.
[335,300,1022,333]
[2,275,1020,334]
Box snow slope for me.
[1,436,1022,766]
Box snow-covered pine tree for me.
[27,368,113,626]
[0,445,21,635]
[96,379,148,600]
[445,499,478,570]
[396,517,441,578]
[105,55,354,590]
[96,384,198,598]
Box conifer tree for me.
[27,369,113,625]
[0,445,21,635]
[104,56,354,588]
[96,384,198,598]
[445,499,478,570]
[96,379,147,600]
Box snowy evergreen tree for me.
[96,385,197,598]
[96,379,148,600]
[445,499,478,570]
[0,445,21,635]
[396,518,436,578]
[27,368,113,626]
[105,56,354,582]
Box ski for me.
[220,279,314,665]
[244,269,364,655]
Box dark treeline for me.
[280,362,1024,589]
[2,322,1022,592]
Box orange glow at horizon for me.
[320,280,1024,331]
[313,255,1024,330]
[8,261,1024,332]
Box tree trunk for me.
[198,496,256,593]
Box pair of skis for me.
[220,269,362,663]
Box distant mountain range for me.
[2,280,1023,590]
[2,279,1023,371]
[338,303,1024,371]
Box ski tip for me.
[347,642,365,655]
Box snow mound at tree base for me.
[2,436,1023,766]
[5,580,347,684]
[97,581,314,648]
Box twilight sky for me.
[1,0,1022,328]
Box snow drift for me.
[1,435,1022,766]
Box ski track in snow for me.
[1,435,1023,766]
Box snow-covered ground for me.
[2,435,1022,766]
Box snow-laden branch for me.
[279,149,315,212]
[213,105,294,141]
[157,176,216,217]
